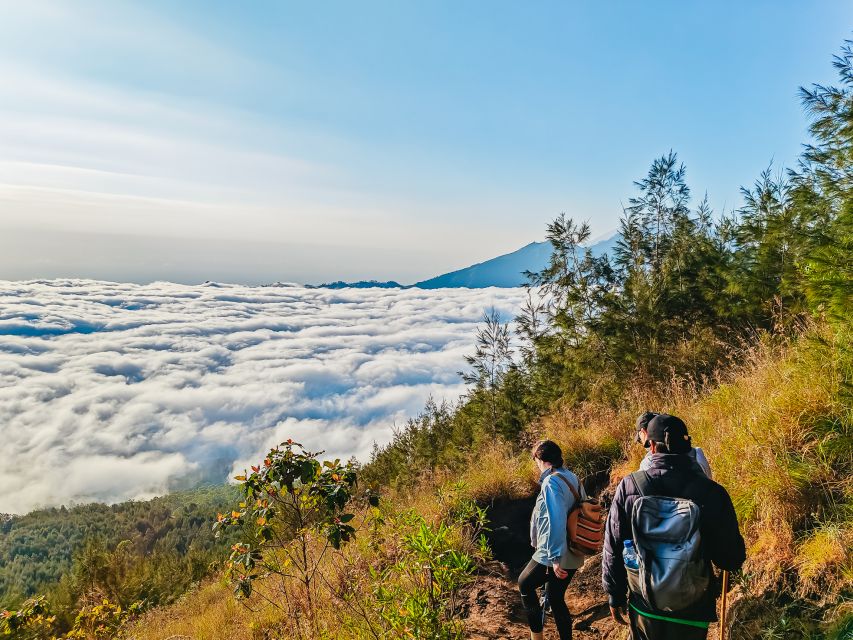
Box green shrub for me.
[372,514,477,639]
[215,440,376,639]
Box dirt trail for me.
[464,482,728,640]
[464,475,625,639]
[462,556,624,640]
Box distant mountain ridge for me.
[306,234,618,290]
[309,280,405,289]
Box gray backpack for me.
[629,471,710,612]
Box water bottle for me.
[623,540,639,570]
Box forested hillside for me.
[3,40,852,640]
[0,485,238,628]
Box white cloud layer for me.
[0,280,526,514]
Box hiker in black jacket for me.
[602,414,746,639]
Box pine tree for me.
[461,308,513,435]
[792,41,853,323]
[730,167,810,326]
[626,151,691,272]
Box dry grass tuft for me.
[797,524,853,599]
[529,401,629,484]
[460,441,534,502]
[125,579,280,640]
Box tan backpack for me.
[552,472,606,556]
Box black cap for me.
[635,411,658,447]
[635,411,658,431]
[646,414,691,453]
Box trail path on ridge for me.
[461,480,728,640]
[462,555,624,640]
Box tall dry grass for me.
[125,579,275,640]
[670,327,852,602]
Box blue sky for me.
[0,1,850,283]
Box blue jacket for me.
[530,467,586,569]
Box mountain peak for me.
[302,234,619,290]
[414,235,617,289]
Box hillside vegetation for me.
[4,40,853,640]
[114,324,850,640]
[0,486,239,628]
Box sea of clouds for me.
[0,280,527,514]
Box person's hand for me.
[551,562,568,579]
[609,605,628,625]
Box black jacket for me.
[601,453,746,622]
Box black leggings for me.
[518,559,576,639]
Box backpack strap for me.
[630,470,654,497]
[549,470,582,503]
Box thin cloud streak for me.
[0,280,526,514]
[0,61,530,279]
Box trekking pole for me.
[719,570,729,640]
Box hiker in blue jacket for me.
[519,440,585,640]
[603,414,746,639]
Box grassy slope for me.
[127,326,852,639]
